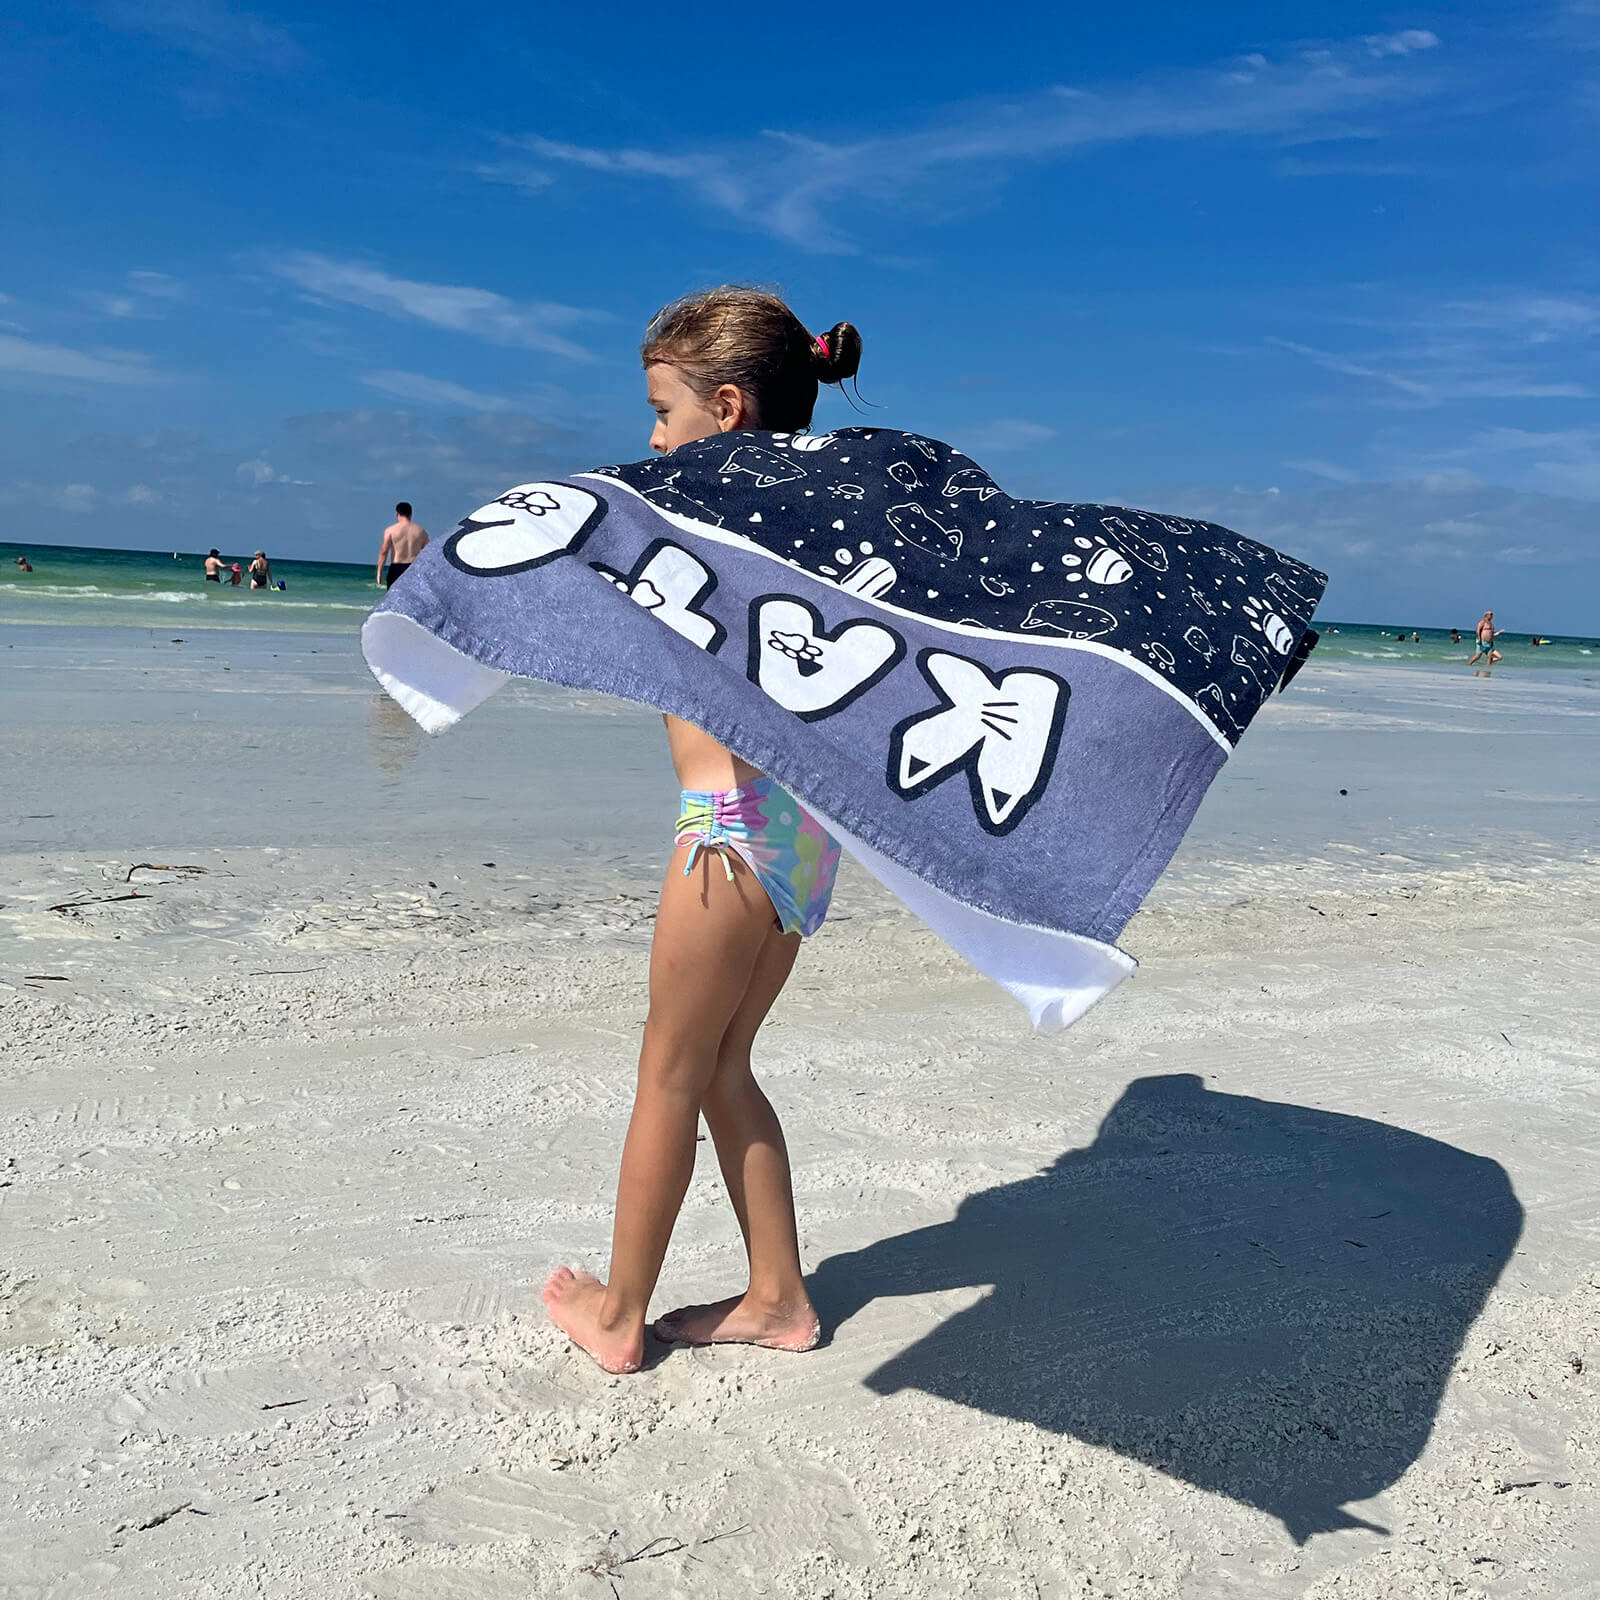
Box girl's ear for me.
[712,383,753,432]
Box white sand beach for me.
[2,627,1596,1598]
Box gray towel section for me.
[362,431,1324,1029]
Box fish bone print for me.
[598,429,1325,743]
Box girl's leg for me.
[542,847,779,1373]
[654,924,820,1351]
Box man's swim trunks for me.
[386,562,411,588]
[675,777,840,937]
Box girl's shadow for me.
[808,1072,1522,1543]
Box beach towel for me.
[362,428,1326,1031]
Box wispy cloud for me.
[361,370,521,413]
[1466,423,1600,496]
[1362,30,1441,58]
[1275,156,1420,177]
[1267,333,1590,405]
[1285,457,1363,482]
[80,270,185,320]
[101,0,301,70]
[1445,293,1600,343]
[482,35,1448,250]
[235,456,309,485]
[963,419,1057,453]
[273,254,602,360]
[0,333,161,386]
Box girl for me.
[542,288,862,1374]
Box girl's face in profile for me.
[646,363,755,454]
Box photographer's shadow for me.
[809,1073,1521,1543]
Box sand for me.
[1,627,1596,1598]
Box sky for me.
[2,0,1597,631]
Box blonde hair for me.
[641,286,862,432]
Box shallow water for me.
[3,540,1596,672]
[0,540,377,633]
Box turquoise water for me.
[2,539,1596,669]
[0,540,375,633]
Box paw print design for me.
[495,487,562,516]
[444,482,602,577]
[768,629,825,675]
[600,573,665,610]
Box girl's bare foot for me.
[541,1267,644,1374]
[653,1292,821,1352]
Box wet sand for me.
[1,626,1596,1597]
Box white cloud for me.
[234,457,309,486]
[124,483,157,504]
[361,370,519,413]
[1466,424,1600,497]
[1284,457,1362,482]
[485,34,1449,249]
[0,334,160,386]
[57,484,98,512]
[128,271,184,299]
[963,419,1057,452]
[1268,335,1589,404]
[1276,157,1420,177]
[1423,518,1492,536]
[82,271,187,321]
[1446,294,1600,343]
[1363,30,1441,58]
[273,254,601,360]
[1268,337,1433,397]
[1494,544,1566,564]
[101,0,301,70]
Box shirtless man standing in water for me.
[377,502,428,588]
[1468,610,1502,665]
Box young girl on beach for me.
[541,289,862,1374]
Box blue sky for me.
[2,0,1597,630]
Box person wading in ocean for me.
[1468,611,1502,665]
[377,502,429,589]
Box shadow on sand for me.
[809,1073,1521,1543]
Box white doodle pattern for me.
[593,426,1326,742]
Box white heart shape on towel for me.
[445,483,602,576]
[749,597,903,721]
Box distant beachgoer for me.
[204,549,223,583]
[377,501,429,588]
[14,556,32,572]
[229,563,242,587]
[1411,632,1420,643]
[249,551,273,590]
[1451,628,1461,645]
[1468,611,1502,665]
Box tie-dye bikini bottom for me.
[675,777,840,938]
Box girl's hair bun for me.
[811,321,862,384]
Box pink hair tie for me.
[815,336,830,359]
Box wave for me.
[2,585,366,610]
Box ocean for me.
[2,539,1596,672]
